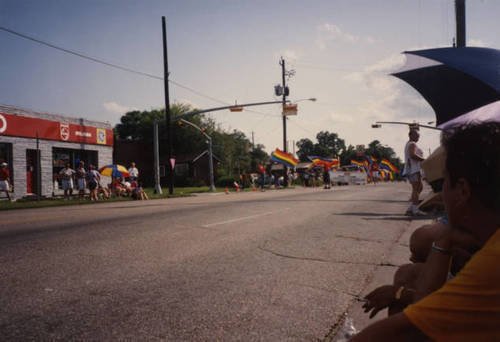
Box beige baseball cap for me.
[419,146,446,211]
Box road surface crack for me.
[258,246,399,267]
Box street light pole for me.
[153,100,286,194]
[372,121,442,131]
[179,119,215,192]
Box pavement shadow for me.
[339,212,438,222]
[262,199,409,203]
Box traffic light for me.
[284,86,289,96]
[230,106,243,112]
[371,124,381,128]
[409,123,419,130]
[177,121,183,126]
[274,84,283,96]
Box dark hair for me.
[443,122,500,211]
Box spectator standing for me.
[403,129,425,215]
[323,164,331,189]
[87,165,100,201]
[257,163,266,191]
[128,162,139,181]
[75,161,87,200]
[0,162,13,202]
[59,163,75,200]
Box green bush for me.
[216,176,237,187]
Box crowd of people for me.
[57,161,148,201]
[350,122,500,341]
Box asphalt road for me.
[0,183,419,341]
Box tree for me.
[315,131,346,157]
[114,103,268,184]
[250,144,268,170]
[339,144,357,166]
[296,138,315,162]
[296,131,347,162]
[365,140,402,169]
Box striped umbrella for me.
[98,164,130,178]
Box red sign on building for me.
[0,112,113,146]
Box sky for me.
[1,0,499,161]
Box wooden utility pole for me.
[280,57,288,186]
[162,17,174,195]
[455,0,466,47]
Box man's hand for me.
[363,285,397,319]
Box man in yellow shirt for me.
[350,122,500,342]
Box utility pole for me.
[455,0,466,47]
[252,131,255,150]
[162,16,173,195]
[280,57,288,187]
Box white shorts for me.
[62,179,74,190]
[407,172,421,183]
[0,180,9,191]
[77,178,86,191]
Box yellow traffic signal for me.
[230,106,243,112]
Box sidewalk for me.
[330,217,434,340]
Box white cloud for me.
[103,101,138,114]
[343,52,433,123]
[316,23,376,50]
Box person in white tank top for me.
[403,129,425,215]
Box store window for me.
[0,142,13,189]
[53,148,98,189]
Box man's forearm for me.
[414,241,452,301]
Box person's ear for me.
[455,178,472,205]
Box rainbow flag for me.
[308,156,334,163]
[365,155,378,165]
[380,159,398,173]
[270,149,298,168]
[308,156,339,170]
[351,160,364,167]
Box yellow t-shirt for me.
[404,229,500,342]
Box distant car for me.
[331,165,367,185]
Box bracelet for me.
[395,286,405,300]
[432,242,452,255]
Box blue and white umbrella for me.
[392,47,500,126]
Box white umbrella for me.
[438,100,500,130]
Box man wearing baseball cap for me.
[0,162,13,202]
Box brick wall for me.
[0,136,112,198]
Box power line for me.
[1,25,281,118]
[0,25,164,81]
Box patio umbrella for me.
[99,164,130,178]
[392,47,500,126]
[439,100,500,130]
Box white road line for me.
[202,210,288,228]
